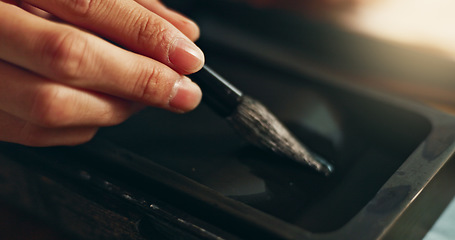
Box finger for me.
[0,4,201,113]
[134,0,200,41]
[21,3,54,19]
[0,110,98,147]
[3,1,56,20]
[0,60,141,128]
[23,0,205,74]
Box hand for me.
[0,0,204,146]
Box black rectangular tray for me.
[0,49,454,240]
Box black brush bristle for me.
[227,96,334,176]
[191,65,333,175]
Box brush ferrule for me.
[190,65,243,117]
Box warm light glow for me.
[340,0,455,59]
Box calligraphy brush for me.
[191,65,334,176]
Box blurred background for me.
[236,0,455,113]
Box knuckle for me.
[30,86,73,128]
[135,15,169,49]
[40,29,89,80]
[66,0,94,16]
[99,108,131,126]
[133,66,173,106]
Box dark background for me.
[0,200,69,240]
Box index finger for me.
[0,3,202,113]
[23,0,205,75]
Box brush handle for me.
[190,65,243,117]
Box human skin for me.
[0,0,204,146]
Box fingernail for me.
[168,38,204,74]
[168,76,202,113]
